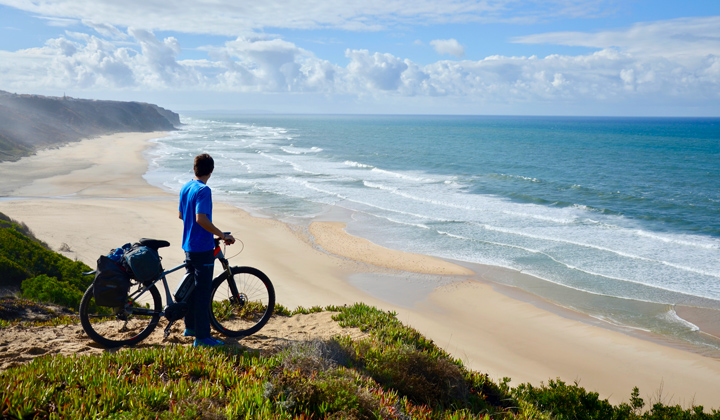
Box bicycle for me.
[79,235,275,348]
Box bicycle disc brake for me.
[231,293,248,307]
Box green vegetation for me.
[2,212,720,418]
[2,303,719,419]
[0,212,93,309]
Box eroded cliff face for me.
[0,91,180,161]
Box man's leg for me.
[183,263,196,333]
[184,250,215,339]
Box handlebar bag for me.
[123,244,162,284]
[93,255,131,307]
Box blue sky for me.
[1,0,719,116]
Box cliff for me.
[0,91,180,161]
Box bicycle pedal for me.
[163,318,178,339]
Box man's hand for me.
[222,233,236,245]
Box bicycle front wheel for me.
[209,266,275,337]
[79,283,162,348]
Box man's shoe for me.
[193,337,224,347]
[183,329,196,337]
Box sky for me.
[1,0,719,116]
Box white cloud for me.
[0,28,203,90]
[1,0,620,34]
[430,38,465,58]
[346,49,409,91]
[83,20,126,39]
[47,33,136,88]
[513,16,720,60]
[207,36,343,93]
[130,28,199,87]
[1,27,719,111]
[36,16,78,27]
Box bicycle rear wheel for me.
[79,283,162,348]
[209,266,275,337]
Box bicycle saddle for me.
[138,238,170,250]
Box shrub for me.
[266,367,381,419]
[513,378,618,420]
[0,212,92,309]
[21,274,84,308]
[360,342,468,407]
[0,254,29,290]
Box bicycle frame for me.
[126,237,236,338]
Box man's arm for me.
[196,213,235,244]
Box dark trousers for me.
[183,250,215,339]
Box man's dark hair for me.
[194,153,214,177]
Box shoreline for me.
[2,132,720,407]
[308,221,475,276]
[308,219,720,356]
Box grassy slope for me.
[2,303,720,419]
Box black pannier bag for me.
[93,255,132,307]
[123,244,162,284]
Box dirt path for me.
[0,312,367,371]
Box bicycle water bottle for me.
[173,272,195,301]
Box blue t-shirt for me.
[179,179,214,252]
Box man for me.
[178,153,235,347]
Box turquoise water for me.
[144,114,720,350]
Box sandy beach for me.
[2,132,720,408]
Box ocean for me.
[143,114,720,352]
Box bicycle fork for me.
[215,242,243,305]
[217,254,245,308]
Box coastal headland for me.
[0,90,179,162]
[1,131,720,408]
